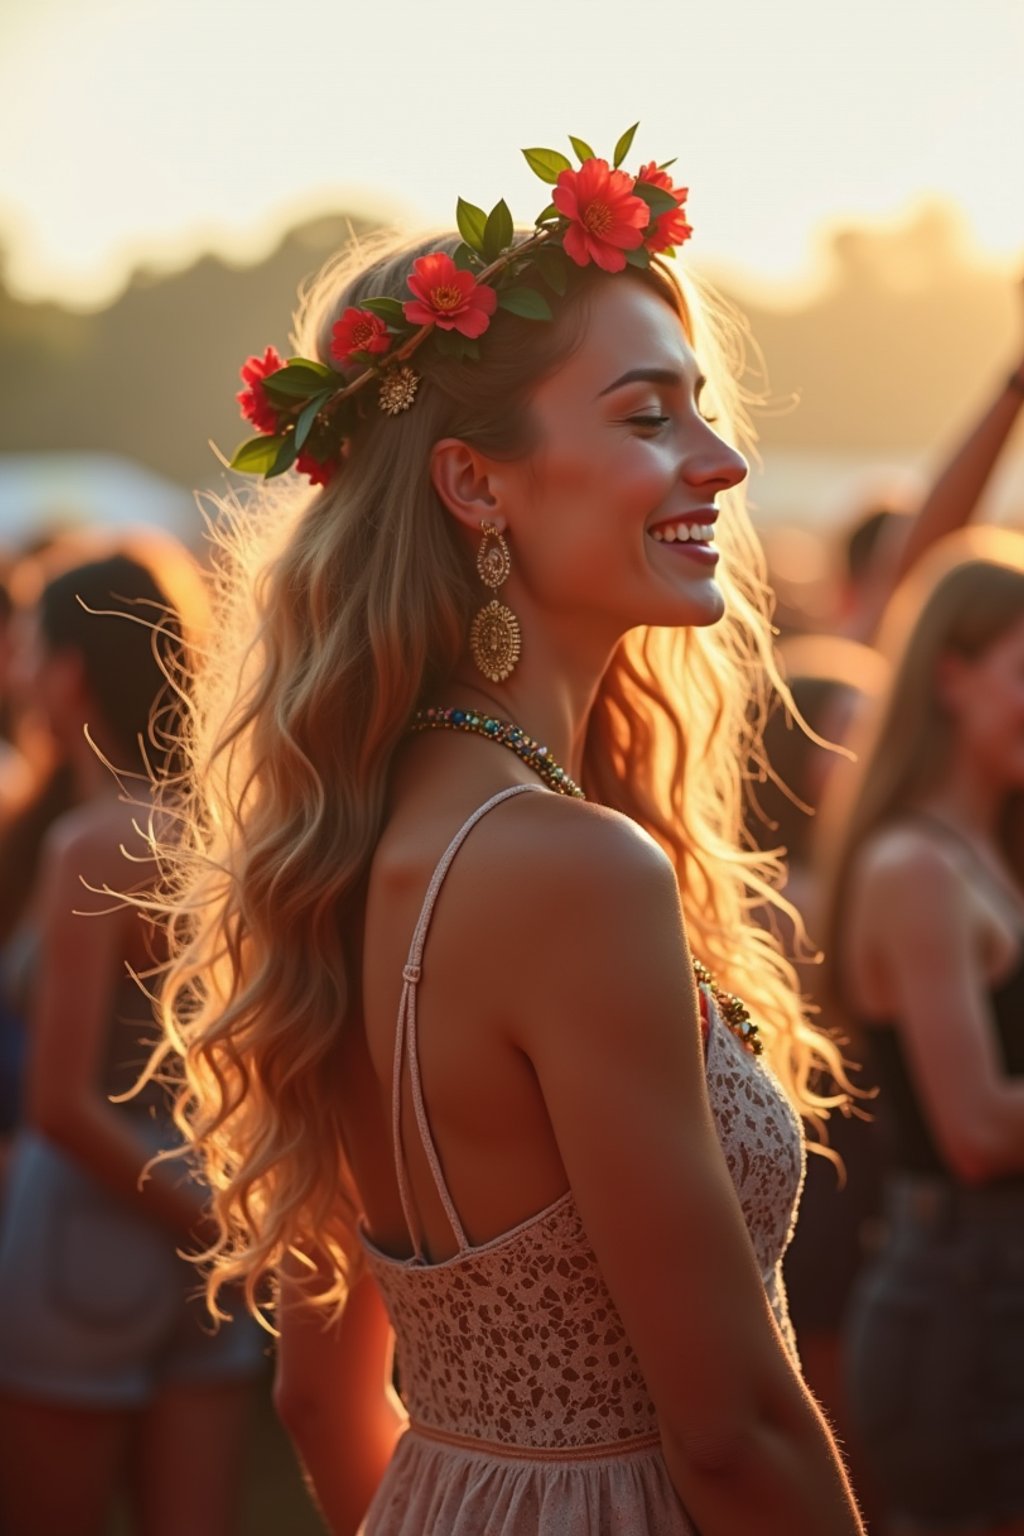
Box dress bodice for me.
[359,785,805,1455]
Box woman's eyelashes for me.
[625,405,720,433]
[628,413,671,431]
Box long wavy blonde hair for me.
[146,228,854,1324]
[820,525,1024,1020]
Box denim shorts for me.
[844,1174,1024,1532]
[0,1127,266,1408]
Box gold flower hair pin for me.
[231,124,690,486]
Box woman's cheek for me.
[618,442,677,509]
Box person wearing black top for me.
[821,528,1024,1534]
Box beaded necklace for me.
[410,706,585,798]
[693,959,763,1056]
[410,707,763,1057]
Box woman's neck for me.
[915,748,1012,847]
[447,620,619,783]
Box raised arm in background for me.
[851,271,1024,643]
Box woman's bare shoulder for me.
[479,790,677,914]
[489,788,668,865]
[848,820,967,945]
[41,795,153,893]
[852,819,961,893]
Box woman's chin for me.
[647,582,726,630]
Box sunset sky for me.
[1,0,1021,309]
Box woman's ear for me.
[430,438,506,535]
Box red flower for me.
[552,158,650,272]
[403,252,498,338]
[636,162,693,253]
[296,446,338,487]
[330,308,392,365]
[237,345,284,434]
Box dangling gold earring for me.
[470,522,521,683]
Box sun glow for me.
[0,0,1021,310]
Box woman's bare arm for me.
[274,1261,405,1536]
[855,831,1024,1183]
[506,800,865,1535]
[25,816,207,1241]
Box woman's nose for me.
[684,439,748,494]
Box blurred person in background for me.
[747,632,889,1528]
[821,528,1024,1534]
[0,533,168,1170]
[0,563,34,818]
[0,548,265,1536]
[0,560,47,1147]
[0,538,92,1161]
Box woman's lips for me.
[647,518,719,565]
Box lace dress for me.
[359,785,805,1535]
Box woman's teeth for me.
[649,522,716,544]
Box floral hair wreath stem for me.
[232,124,691,486]
[327,225,557,407]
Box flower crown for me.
[232,125,691,486]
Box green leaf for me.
[455,197,488,254]
[285,358,333,377]
[267,432,299,478]
[522,146,572,185]
[262,363,336,400]
[361,296,408,328]
[632,181,676,219]
[294,390,330,451]
[624,245,652,269]
[230,435,284,475]
[482,199,514,263]
[432,329,479,361]
[533,246,569,295]
[453,242,483,272]
[431,329,461,357]
[497,286,553,321]
[534,202,561,226]
[569,135,596,164]
[613,121,639,169]
[658,158,677,171]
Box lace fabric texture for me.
[358,787,806,1533]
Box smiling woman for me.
[140,131,866,1536]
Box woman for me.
[0,549,265,1536]
[151,136,865,1533]
[823,527,1024,1534]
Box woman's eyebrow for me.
[597,367,705,399]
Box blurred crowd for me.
[0,293,1021,1535]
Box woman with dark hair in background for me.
[824,529,1024,1534]
[0,550,264,1536]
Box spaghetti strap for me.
[392,783,546,1260]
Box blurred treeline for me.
[0,201,1017,494]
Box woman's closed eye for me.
[627,413,671,432]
